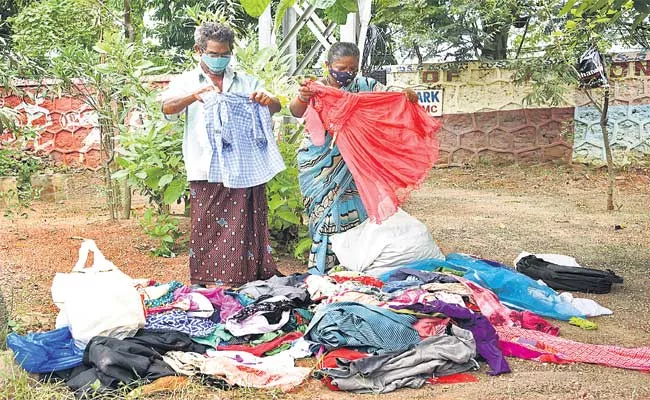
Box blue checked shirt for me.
[203,92,285,188]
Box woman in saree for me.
[289,42,419,274]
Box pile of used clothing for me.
[7,241,649,398]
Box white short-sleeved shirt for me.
[161,65,264,181]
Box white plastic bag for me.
[51,240,145,347]
[330,209,444,276]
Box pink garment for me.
[146,298,192,315]
[498,340,568,364]
[511,310,560,336]
[413,317,451,338]
[304,82,441,223]
[174,287,243,321]
[496,325,650,371]
[387,289,430,306]
[456,277,515,327]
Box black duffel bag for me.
[516,255,623,294]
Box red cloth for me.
[496,325,650,371]
[304,82,441,223]
[510,310,560,336]
[413,317,450,338]
[330,275,384,288]
[427,373,480,384]
[216,332,303,357]
[319,348,371,391]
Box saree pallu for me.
[298,78,440,274]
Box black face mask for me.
[329,69,356,87]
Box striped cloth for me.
[203,92,285,189]
[497,325,650,371]
[305,302,421,354]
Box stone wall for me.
[2,52,649,169]
[1,90,102,169]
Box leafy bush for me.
[139,208,186,257]
[266,126,311,259]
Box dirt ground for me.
[1,163,649,400]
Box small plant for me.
[139,208,185,257]
[266,123,310,259]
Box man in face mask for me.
[161,23,283,288]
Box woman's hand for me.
[403,88,419,103]
[298,78,315,103]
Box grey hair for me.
[327,42,360,63]
[194,22,235,50]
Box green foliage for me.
[235,39,299,107]
[372,0,531,62]
[146,0,257,67]
[325,0,358,24]
[266,125,309,259]
[241,0,272,17]
[9,0,100,64]
[139,208,185,257]
[512,0,650,107]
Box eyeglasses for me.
[201,49,232,58]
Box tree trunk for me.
[121,179,131,219]
[482,23,510,60]
[414,44,423,65]
[124,0,135,42]
[120,0,135,219]
[600,88,615,211]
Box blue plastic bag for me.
[7,327,84,373]
[379,254,584,321]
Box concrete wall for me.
[385,61,574,165]
[573,52,650,163]
[385,51,650,166]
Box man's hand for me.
[249,91,274,106]
[193,85,220,103]
[250,90,282,114]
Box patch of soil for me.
[1,164,649,399]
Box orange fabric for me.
[304,82,441,223]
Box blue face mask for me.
[329,69,356,87]
[201,54,231,73]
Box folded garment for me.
[217,332,303,356]
[387,268,458,284]
[225,296,293,337]
[145,310,218,337]
[174,286,243,321]
[237,275,309,304]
